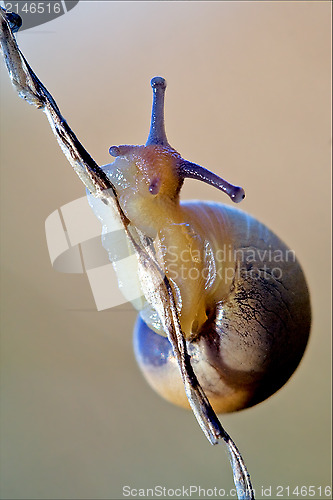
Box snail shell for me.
[133,201,311,413]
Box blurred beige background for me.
[0,2,331,499]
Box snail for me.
[0,8,311,500]
[87,75,310,416]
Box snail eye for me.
[149,177,161,195]
[109,146,121,157]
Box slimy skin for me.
[99,144,236,339]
